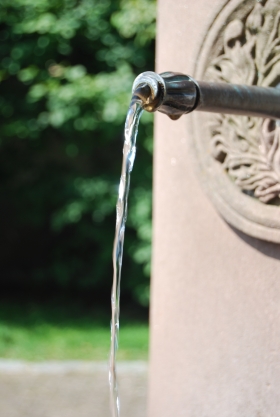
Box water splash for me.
[109,99,143,417]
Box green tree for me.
[0,0,155,306]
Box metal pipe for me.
[132,71,280,120]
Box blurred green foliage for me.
[0,0,155,306]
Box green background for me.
[0,0,155,359]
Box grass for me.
[0,302,149,361]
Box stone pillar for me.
[149,1,280,416]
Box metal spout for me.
[132,71,198,120]
[132,71,280,120]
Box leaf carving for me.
[205,0,280,204]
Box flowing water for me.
[109,99,144,417]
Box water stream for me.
[109,99,144,417]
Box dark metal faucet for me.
[132,71,280,120]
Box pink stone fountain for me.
[148,1,280,416]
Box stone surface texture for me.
[149,0,280,416]
[0,361,147,417]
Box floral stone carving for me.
[206,1,280,204]
[192,0,280,242]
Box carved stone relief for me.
[192,0,280,242]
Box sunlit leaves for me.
[0,0,156,305]
[111,0,156,45]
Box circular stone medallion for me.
[192,0,280,243]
